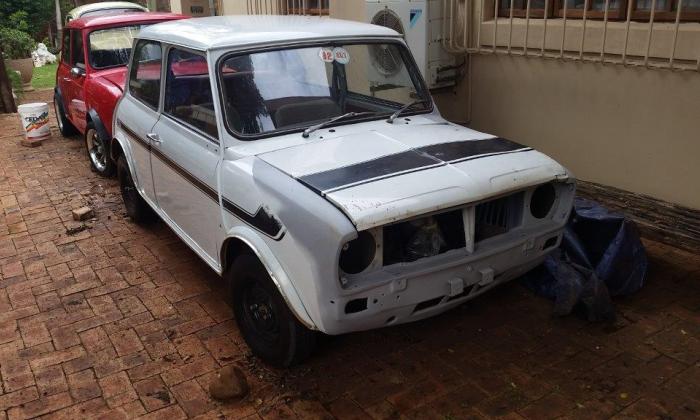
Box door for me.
[150,47,222,263]
[118,39,164,204]
[63,29,87,132]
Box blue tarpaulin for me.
[522,198,648,321]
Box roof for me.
[137,15,402,50]
[67,12,188,30]
[67,1,148,19]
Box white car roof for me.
[67,1,148,19]
[137,15,402,50]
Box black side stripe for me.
[118,120,284,240]
[298,138,532,195]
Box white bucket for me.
[17,102,51,143]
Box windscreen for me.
[88,25,143,69]
[219,42,430,137]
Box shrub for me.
[0,27,36,59]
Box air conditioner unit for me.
[366,0,457,90]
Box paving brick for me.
[109,328,144,357]
[67,368,102,402]
[34,364,68,397]
[0,358,35,392]
[134,376,174,412]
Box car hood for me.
[257,121,570,230]
[97,68,127,91]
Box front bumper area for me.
[319,226,563,335]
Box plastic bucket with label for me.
[17,102,51,145]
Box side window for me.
[164,48,218,139]
[70,30,85,68]
[128,40,162,109]
[61,30,70,64]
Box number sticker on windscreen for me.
[318,48,334,63]
[333,47,350,64]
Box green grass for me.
[30,62,57,89]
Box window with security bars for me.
[498,0,700,21]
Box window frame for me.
[287,0,330,15]
[127,39,164,111]
[215,38,433,142]
[162,45,219,143]
[498,0,556,18]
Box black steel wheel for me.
[228,254,316,367]
[117,155,152,224]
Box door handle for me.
[146,133,162,143]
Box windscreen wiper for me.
[387,99,430,124]
[302,112,375,138]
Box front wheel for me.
[117,155,153,224]
[85,122,115,177]
[228,254,316,367]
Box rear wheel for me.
[117,155,153,224]
[53,94,77,137]
[228,254,316,367]
[85,122,115,177]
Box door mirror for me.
[70,67,85,77]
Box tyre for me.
[85,122,116,177]
[117,155,153,224]
[53,94,77,137]
[228,254,316,367]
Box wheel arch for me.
[221,227,317,331]
[86,109,110,149]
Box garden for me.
[1,0,69,97]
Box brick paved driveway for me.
[0,90,699,419]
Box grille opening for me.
[530,183,556,219]
[412,296,444,313]
[475,192,524,242]
[345,298,367,314]
[543,235,558,250]
[383,209,466,266]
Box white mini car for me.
[112,16,575,366]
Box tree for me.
[0,0,56,40]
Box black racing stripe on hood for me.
[418,138,528,163]
[298,150,441,194]
[297,138,531,195]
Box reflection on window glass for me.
[71,30,84,68]
[164,49,218,139]
[591,0,621,10]
[500,0,548,9]
[219,43,428,137]
[635,0,669,9]
[89,25,143,69]
[129,41,162,109]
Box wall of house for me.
[219,0,700,210]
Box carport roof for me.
[136,15,402,51]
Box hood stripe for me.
[298,138,531,195]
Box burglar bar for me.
[245,0,329,15]
[444,0,700,72]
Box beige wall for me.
[469,54,700,209]
[170,0,212,16]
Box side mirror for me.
[70,67,85,77]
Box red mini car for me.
[54,12,187,176]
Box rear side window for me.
[164,48,218,139]
[128,40,162,109]
[71,30,85,68]
[61,30,70,63]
